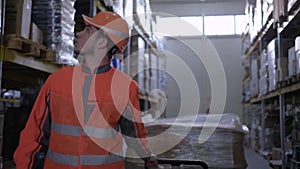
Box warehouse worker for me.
[14,11,158,169]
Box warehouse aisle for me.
[244,147,272,169]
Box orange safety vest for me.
[14,64,151,169]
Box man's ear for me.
[97,38,108,49]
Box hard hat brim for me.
[82,14,101,28]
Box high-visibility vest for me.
[14,65,150,169]
[45,65,131,169]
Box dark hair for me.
[106,38,118,60]
[97,29,117,60]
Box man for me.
[14,11,158,169]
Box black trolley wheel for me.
[145,158,208,169]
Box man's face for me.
[74,25,99,54]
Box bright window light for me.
[179,16,203,35]
[204,15,235,35]
[156,15,246,36]
[235,15,247,35]
[156,16,203,36]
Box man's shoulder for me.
[110,67,133,81]
[52,66,75,75]
[48,66,75,81]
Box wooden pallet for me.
[5,35,57,62]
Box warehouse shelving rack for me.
[242,0,300,168]
[0,0,167,166]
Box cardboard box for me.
[5,0,32,39]
[276,57,288,82]
[30,22,43,44]
[267,38,294,57]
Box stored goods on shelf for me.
[295,36,300,52]
[32,0,77,65]
[267,38,294,56]
[296,52,300,74]
[262,0,273,24]
[29,22,43,45]
[245,3,256,41]
[260,49,269,96]
[251,59,259,97]
[158,56,166,92]
[288,47,296,76]
[124,0,134,27]
[273,0,288,22]
[125,114,248,169]
[268,51,276,91]
[272,147,282,160]
[102,0,113,7]
[112,0,123,17]
[276,57,288,82]
[5,0,32,39]
[266,38,294,86]
[150,53,158,91]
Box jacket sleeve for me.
[119,81,151,161]
[14,79,52,169]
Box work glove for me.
[145,155,158,169]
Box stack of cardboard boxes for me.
[251,58,260,97]
[259,49,269,96]
[287,37,300,78]
[267,40,277,91]
[288,46,296,77]
[5,0,32,39]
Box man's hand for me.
[145,155,158,169]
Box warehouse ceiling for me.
[150,0,245,16]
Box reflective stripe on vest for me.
[47,149,124,166]
[47,149,77,166]
[51,122,118,138]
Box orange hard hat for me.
[82,11,129,53]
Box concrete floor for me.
[2,147,274,169]
[244,147,272,169]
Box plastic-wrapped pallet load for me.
[31,0,77,65]
[125,114,248,169]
